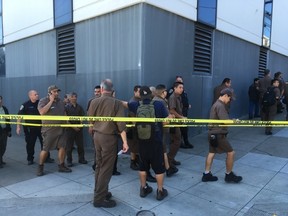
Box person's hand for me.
[73,127,81,132]
[88,127,94,136]
[48,93,55,102]
[16,126,21,135]
[122,141,129,153]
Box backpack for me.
[135,101,156,141]
[262,87,276,107]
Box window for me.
[262,0,272,47]
[57,25,75,74]
[0,46,5,76]
[54,0,73,28]
[197,0,217,28]
[193,24,213,74]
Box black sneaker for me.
[92,163,96,171]
[225,172,242,183]
[156,188,168,201]
[67,161,73,167]
[140,183,153,197]
[202,172,218,182]
[28,160,34,165]
[146,171,156,182]
[166,167,178,177]
[130,160,139,170]
[79,159,88,164]
[93,199,116,208]
[172,160,181,166]
[112,170,121,176]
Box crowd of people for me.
[0,71,285,208]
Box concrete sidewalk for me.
[1,113,288,216]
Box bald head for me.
[28,90,39,102]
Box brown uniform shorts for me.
[42,127,67,151]
[208,134,233,154]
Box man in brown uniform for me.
[168,82,184,169]
[202,88,242,183]
[262,79,280,135]
[37,85,71,176]
[88,79,129,208]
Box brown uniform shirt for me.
[209,99,229,135]
[38,97,66,132]
[168,92,183,115]
[88,93,126,135]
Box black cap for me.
[140,86,152,99]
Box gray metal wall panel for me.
[212,31,259,118]
[75,5,142,74]
[142,4,194,86]
[268,51,288,81]
[5,31,57,78]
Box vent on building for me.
[193,24,213,73]
[258,47,268,78]
[57,25,75,74]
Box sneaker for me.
[79,159,88,164]
[225,172,242,183]
[45,157,55,163]
[156,188,168,201]
[140,183,153,198]
[92,163,96,171]
[166,167,178,177]
[146,172,156,183]
[37,164,44,176]
[130,160,139,170]
[58,163,72,173]
[202,172,218,182]
[112,170,121,176]
[67,161,73,167]
[28,160,34,165]
[0,163,3,168]
[172,160,181,166]
[93,199,116,208]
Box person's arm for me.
[169,108,185,119]
[38,95,54,115]
[16,119,22,135]
[119,130,129,153]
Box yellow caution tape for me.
[0,114,286,127]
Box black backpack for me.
[262,87,276,107]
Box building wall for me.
[1,2,288,139]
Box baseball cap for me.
[48,85,61,92]
[140,86,152,98]
[220,88,233,98]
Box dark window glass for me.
[54,0,73,27]
[263,0,272,47]
[197,0,217,27]
[0,46,5,76]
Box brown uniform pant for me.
[93,132,117,202]
[168,127,181,167]
[66,128,85,162]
